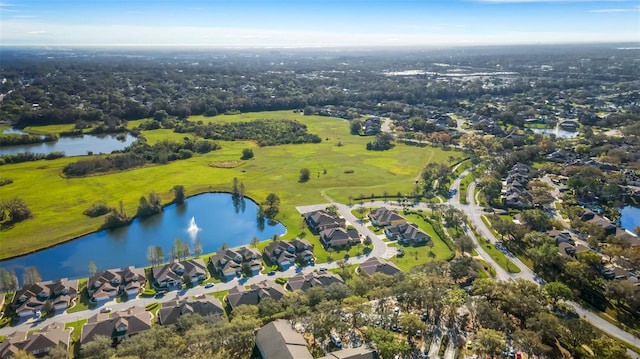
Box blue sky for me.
[1,0,638,47]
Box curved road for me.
[449,169,640,351]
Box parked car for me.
[319,266,327,272]
[100,307,112,313]
[268,270,276,276]
[204,283,214,289]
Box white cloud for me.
[589,6,640,12]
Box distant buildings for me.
[263,239,314,270]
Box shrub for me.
[275,277,288,285]
[0,178,13,186]
[83,202,111,217]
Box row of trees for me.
[62,138,219,177]
[172,119,322,147]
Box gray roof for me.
[227,280,286,309]
[255,319,313,359]
[286,272,344,292]
[158,295,224,325]
[359,257,402,276]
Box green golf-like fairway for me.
[0,111,461,259]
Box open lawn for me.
[0,111,461,259]
[387,213,454,271]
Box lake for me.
[0,133,137,156]
[0,193,286,282]
[619,205,640,233]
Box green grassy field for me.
[0,110,462,259]
[387,212,454,271]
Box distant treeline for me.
[173,119,322,147]
[62,138,218,177]
[0,134,57,146]
[0,151,65,165]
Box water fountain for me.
[187,216,201,238]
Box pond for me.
[619,205,640,233]
[0,133,137,157]
[0,193,286,282]
[530,127,578,139]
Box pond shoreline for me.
[0,190,288,280]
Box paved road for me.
[449,170,640,350]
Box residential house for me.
[546,229,574,245]
[502,163,533,209]
[153,259,207,288]
[80,306,152,345]
[88,267,145,302]
[361,117,381,136]
[158,294,224,326]
[559,120,579,131]
[358,257,402,277]
[581,210,617,236]
[304,210,346,233]
[368,208,406,227]
[320,227,360,249]
[210,247,262,281]
[0,323,71,358]
[255,319,379,359]
[13,279,79,318]
[226,280,286,310]
[263,239,314,270]
[384,222,430,246]
[286,271,344,292]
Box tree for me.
[399,313,425,337]
[147,245,159,267]
[250,236,259,248]
[350,119,362,135]
[155,245,165,266]
[521,209,552,231]
[363,236,372,247]
[544,281,573,307]
[193,237,203,258]
[589,337,632,359]
[88,260,97,276]
[22,266,41,286]
[476,328,506,357]
[241,148,254,160]
[356,206,367,221]
[81,335,115,359]
[153,110,169,122]
[528,180,555,207]
[0,268,18,293]
[342,295,369,327]
[0,197,33,226]
[299,168,311,183]
[172,185,186,204]
[453,233,474,256]
[263,193,280,219]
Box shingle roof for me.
[359,257,402,276]
[286,272,344,292]
[255,319,313,359]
